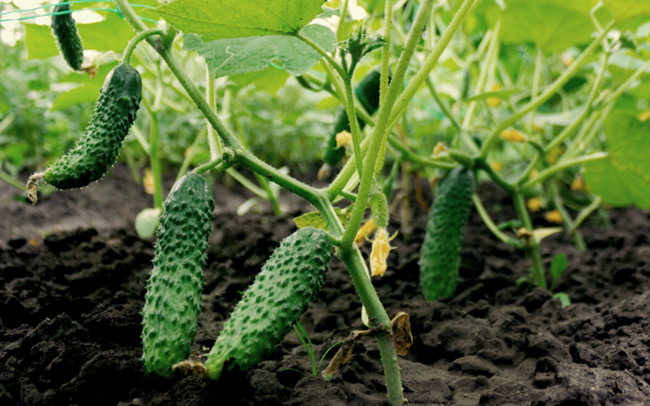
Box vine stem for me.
[295,32,348,80]
[122,28,164,66]
[521,153,608,190]
[343,72,365,179]
[113,4,403,404]
[512,192,547,290]
[386,0,479,136]
[340,0,435,248]
[472,194,521,247]
[478,21,615,160]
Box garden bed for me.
[2,167,650,405]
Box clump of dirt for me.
[2,168,650,406]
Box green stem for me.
[296,32,348,80]
[601,57,650,106]
[114,0,320,207]
[0,168,27,191]
[475,159,515,195]
[148,110,163,209]
[387,0,478,136]
[479,21,614,160]
[549,181,586,250]
[206,65,222,160]
[544,53,609,153]
[472,194,521,247]
[527,47,544,131]
[176,127,207,182]
[193,157,224,175]
[523,153,608,190]
[121,28,164,66]
[341,0,436,248]
[569,195,601,235]
[462,19,500,132]
[425,77,462,133]
[336,0,350,41]
[343,77,365,179]
[512,192,547,290]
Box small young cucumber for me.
[419,167,474,301]
[51,1,84,71]
[205,226,333,380]
[322,70,382,167]
[141,174,215,378]
[43,64,142,190]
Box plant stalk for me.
[512,192,547,289]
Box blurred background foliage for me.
[0,0,648,189]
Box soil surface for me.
[2,165,650,406]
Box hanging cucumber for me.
[27,63,142,203]
[205,226,333,380]
[51,1,84,71]
[321,69,383,169]
[419,168,474,301]
[141,174,215,378]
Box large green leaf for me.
[25,13,136,59]
[500,1,595,53]
[583,112,650,208]
[604,0,650,23]
[157,0,325,41]
[51,62,118,111]
[184,24,335,77]
[230,66,290,96]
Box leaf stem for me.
[122,28,164,66]
[479,21,614,160]
[520,153,608,190]
[296,32,348,80]
[512,192,547,290]
[472,194,521,247]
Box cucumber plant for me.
[15,1,650,405]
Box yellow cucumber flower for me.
[370,228,397,277]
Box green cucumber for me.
[322,69,382,167]
[43,64,142,189]
[51,1,84,71]
[419,167,474,301]
[205,226,333,380]
[141,174,215,378]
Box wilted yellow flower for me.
[570,177,585,192]
[545,210,563,224]
[370,228,396,277]
[143,168,155,195]
[500,129,526,143]
[490,161,503,172]
[336,131,352,149]
[527,197,543,213]
[546,147,564,165]
[433,142,447,158]
[639,110,650,122]
[355,219,377,247]
[487,83,503,107]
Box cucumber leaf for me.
[500,1,595,53]
[157,0,325,41]
[583,111,650,208]
[184,24,336,77]
[604,0,650,23]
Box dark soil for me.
[2,165,650,406]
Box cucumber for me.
[322,69,383,167]
[43,64,142,190]
[419,167,474,301]
[205,226,333,380]
[51,1,84,71]
[141,174,215,378]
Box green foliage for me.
[583,112,650,208]
[156,0,325,40]
[549,253,568,292]
[43,64,142,189]
[420,168,474,301]
[205,227,333,380]
[141,174,215,378]
[184,24,336,78]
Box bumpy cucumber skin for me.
[419,168,474,301]
[322,70,382,167]
[205,227,333,380]
[141,174,215,378]
[43,64,141,189]
[51,2,84,71]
